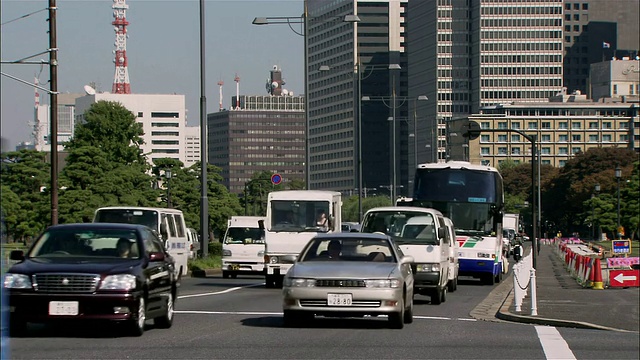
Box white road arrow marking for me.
[614,273,637,283]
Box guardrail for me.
[512,248,536,315]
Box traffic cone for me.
[586,258,594,288]
[592,257,604,290]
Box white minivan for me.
[93,206,190,278]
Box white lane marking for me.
[177,283,265,299]
[174,311,475,322]
[535,326,576,360]
[176,310,282,315]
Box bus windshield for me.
[94,209,159,231]
[413,166,503,236]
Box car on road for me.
[341,222,361,232]
[282,232,414,329]
[3,223,178,337]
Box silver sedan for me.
[282,232,414,329]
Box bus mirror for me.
[160,223,168,240]
[328,215,335,231]
[437,227,446,240]
[258,219,265,230]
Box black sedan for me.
[3,223,177,337]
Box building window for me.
[541,147,551,155]
[481,147,490,155]
[528,122,537,129]
[559,147,568,155]
[541,134,551,142]
[137,112,143,117]
[630,84,634,94]
[582,3,588,10]
[481,122,491,129]
[589,121,598,129]
[602,134,612,142]
[573,3,580,10]
[498,147,507,154]
[571,122,581,129]
[480,134,490,143]
[497,122,508,129]
[511,134,520,142]
[541,122,551,129]
[151,140,180,145]
[152,122,179,127]
[588,134,598,142]
[559,135,569,142]
[498,135,507,142]
[573,14,579,21]
[613,84,617,95]
[511,122,521,129]
[151,112,180,118]
[603,122,612,129]
[559,160,567,167]
[512,147,521,155]
[572,147,582,154]
[558,122,568,129]
[572,134,581,141]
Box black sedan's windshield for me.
[29,228,141,259]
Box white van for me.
[93,206,190,278]
[222,216,266,278]
[444,217,459,292]
[186,227,200,259]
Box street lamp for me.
[411,96,429,178]
[615,166,621,239]
[362,90,426,204]
[165,170,173,208]
[253,10,359,191]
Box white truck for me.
[503,213,520,255]
[260,190,342,288]
[360,206,452,304]
[221,216,267,278]
[93,206,190,278]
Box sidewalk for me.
[496,243,640,333]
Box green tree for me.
[0,149,50,240]
[58,101,159,222]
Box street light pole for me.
[49,0,59,225]
[166,170,172,208]
[615,166,621,239]
[199,0,209,257]
[391,72,397,203]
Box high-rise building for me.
[308,0,409,197]
[75,93,188,166]
[208,66,305,193]
[408,0,564,186]
[561,0,640,96]
[184,126,200,168]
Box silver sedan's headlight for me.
[283,277,316,287]
[364,279,401,288]
[99,274,137,290]
[416,263,440,272]
[222,249,232,257]
[3,274,32,289]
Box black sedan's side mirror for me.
[10,250,25,261]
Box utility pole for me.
[49,0,59,225]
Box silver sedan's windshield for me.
[301,237,397,263]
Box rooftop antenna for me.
[112,0,131,94]
[217,79,224,111]
[234,73,240,110]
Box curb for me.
[189,268,222,278]
[495,284,637,333]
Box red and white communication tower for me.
[217,80,224,111]
[234,74,241,110]
[112,0,131,94]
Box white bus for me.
[93,206,190,278]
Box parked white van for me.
[222,216,266,278]
[93,206,190,278]
[186,227,200,259]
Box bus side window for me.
[174,214,185,237]
[167,215,177,238]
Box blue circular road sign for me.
[271,174,282,185]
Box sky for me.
[0,0,304,151]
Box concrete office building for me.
[75,93,188,166]
[308,0,409,197]
[33,93,83,152]
[184,126,200,168]
[408,0,564,187]
[561,0,639,95]
[207,66,305,194]
[590,59,640,101]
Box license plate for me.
[230,264,240,271]
[327,293,352,306]
[49,301,79,316]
